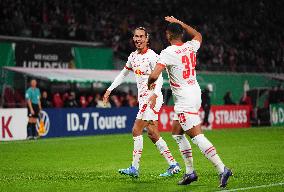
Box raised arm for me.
[165,16,202,44]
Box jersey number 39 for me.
[182,52,196,79]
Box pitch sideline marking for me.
[218,182,284,192]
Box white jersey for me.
[125,49,163,101]
[108,48,163,120]
[158,40,201,114]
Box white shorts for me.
[136,96,163,121]
[173,111,201,131]
[174,84,202,114]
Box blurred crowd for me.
[1,86,138,108]
[0,0,284,72]
[2,85,283,109]
[49,90,138,108]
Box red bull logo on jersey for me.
[134,69,145,76]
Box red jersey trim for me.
[139,48,148,55]
[173,42,184,46]
[124,66,133,71]
[170,81,180,87]
[151,108,159,114]
[185,112,199,115]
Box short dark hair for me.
[166,23,184,39]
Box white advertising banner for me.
[0,108,28,141]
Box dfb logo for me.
[36,111,50,136]
[1,116,13,138]
[160,109,169,130]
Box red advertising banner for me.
[158,105,251,131]
[158,106,175,132]
[206,105,251,129]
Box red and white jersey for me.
[158,40,202,113]
[107,48,163,120]
[125,48,163,103]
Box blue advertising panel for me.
[37,107,138,138]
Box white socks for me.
[173,135,194,174]
[132,135,143,170]
[191,134,225,174]
[155,137,177,166]
[131,134,225,174]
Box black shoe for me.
[219,167,233,188]
[178,171,198,185]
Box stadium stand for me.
[0,0,283,72]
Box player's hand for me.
[31,109,35,115]
[148,94,158,109]
[165,16,182,24]
[103,90,111,106]
[148,83,156,90]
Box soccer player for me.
[103,27,180,177]
[25,79,41,139]
[148,16,232,187]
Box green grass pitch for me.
[1,127,284,192]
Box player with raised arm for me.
[148,16,232,187]
[103,27,180,177]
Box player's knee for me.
[147,133,155,142]
[29,119,35,123]
[132,129,140,137]
[147,130,159,143]
[132,125,144,137]
[172,120,184,135]
[187,124,203,139]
